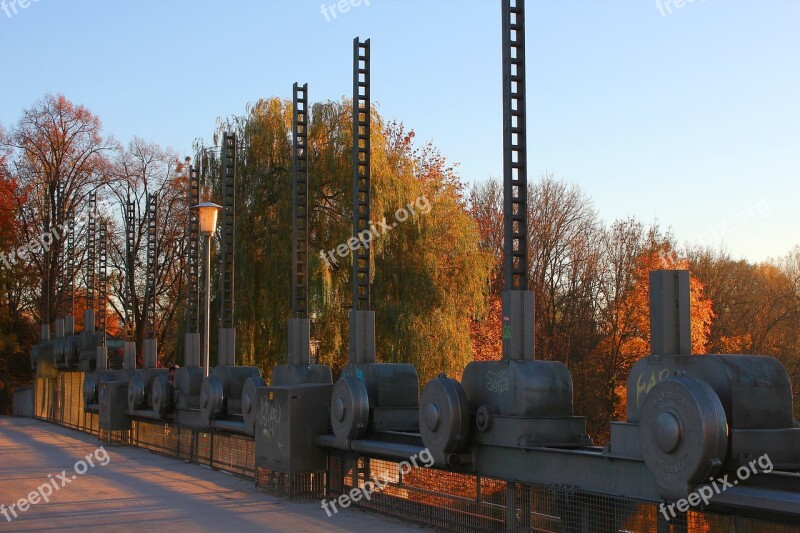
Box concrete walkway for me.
[0,417,419,532]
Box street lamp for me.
[191,202,222,378]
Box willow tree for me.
[196,98,491,384]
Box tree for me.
[194,100,492,386]
[467,179,504,363]
[689,246,800,412]
[107,138,186,363]
[0,145,37,413]
[591,223,714,440]
[0,94,115,328]
[373,122,491,384]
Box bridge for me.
[10,1,800,531]
[0,417,409,531]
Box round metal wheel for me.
[475,405,496,432]
[331,375,369,444]
[152,375,172,418]
[242,376,266,435]
[419,376,470,464]
[128,373,146,411]
[83,373,97,409]
[200,376,224,424]
[639,376,728,499]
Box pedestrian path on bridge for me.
[0,417,418,532]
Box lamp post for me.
[191,202,222,378]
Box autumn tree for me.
[468,176,604,417]
[527,176,603,410]
[0,143,38,413]
[106,138,186,363]
[194,99,491,385]
[466,179,719,443]
[689,245,800,412]
[468,179,503,361]
[591,223,714,440]
[193,99,295,369]
[373,122,491,384]
[0,94,115,329]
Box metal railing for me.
[31,374,800,532]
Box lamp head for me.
[191,202,223,236]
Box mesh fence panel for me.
[327,451,505,531]
[35,377,55,420]
[99,427,131,446]
[196,430,212,466]
[134,420,181,456]
[211,431,255,477]
[256,467,326,500]
[36,374,98,434]
[327,451,799,533]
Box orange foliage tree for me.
[592,228,714,437]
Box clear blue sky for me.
[1,0,798,262]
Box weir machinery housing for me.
[256,0,800,524]
[126,193,169,420]
[253,83,334,471]
[327,37,421,451]
[198,132,263,434]
[171,164,205,426]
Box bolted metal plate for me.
[419,376,470,465]
[200,376,224,425]
[331,375,369,446]
[242,376,267,436]
[128,373,146,411]
[152,375,172,418]
[83,373,96,409]
[99,381,131,431]
[64,336,80,368]
[640,376,728,500]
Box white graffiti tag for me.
[258,396,283,448]
[486,370,509,394]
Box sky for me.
[1,0,798,263]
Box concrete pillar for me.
[649,270,691,356]
[84,309,95,334]
[288,318,311,365]
[218,328,235,367]
[349,310,375,364]
[502,290,535,361]
[124,341,137,370]
[184,332,201,367]
[144,339,158,368]
[96,345,107,371]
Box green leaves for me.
[199,99,490,384]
